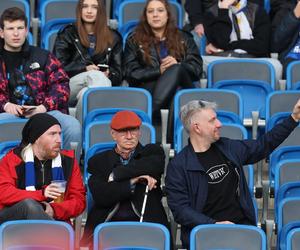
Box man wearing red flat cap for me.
[81,110,169,247]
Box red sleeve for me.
[0,151,46,208]
[51,155,86,220]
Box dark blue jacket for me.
[166,116,298,248]
[271,3,300,62]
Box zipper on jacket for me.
[74,39,93,64]
[234,167,240,197]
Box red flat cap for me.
[110,110,142,130]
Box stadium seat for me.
[0,220,74,250]
[173,88,243,150]
[213,79,274,121]
[190,224,266,250]
[41,18,75,50]
[266,91,300,121]
[207,59,276,88]
[93,221,170,250]
[277,198,300,248]
[39,0,77,33]
[286,61,300,90]
[117,0,183,28]
[0,1,30,24]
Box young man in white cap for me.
[0,113,86,224]
[81,110,169,247]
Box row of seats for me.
[2,219,300,250]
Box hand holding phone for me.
[22,106,36,115]
[97,64,109,72]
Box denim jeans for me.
[0,199,53,223]
[0,110,82,159]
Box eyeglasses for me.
[114,127,140,137]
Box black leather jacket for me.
[123,30,203,86]
[53,24,122,86]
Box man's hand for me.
[218,0,237,9]
[160,56,178,74]
[41,202,54,218]
[216,221,234,224]
[194,24,205,37]
[294,1,300,18]
[292,98,300,122]
[23,104,47,118]
[3,102,24,116]
[86,64,99,71]
[130,175,158,190]
[44,183,62,200]
[205,43,224,54]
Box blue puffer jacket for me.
[166,115,298,248]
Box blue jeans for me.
[0,111,82,158]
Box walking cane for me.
[140,185,149,222]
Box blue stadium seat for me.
[0,220,74,250]
[93,221,170,250]
[286,61,300,90]
[0,1,30,24]
[207,59,276,88]
[117,0,183,28]
[41,18,75,50]
[190,224,266,250]
[213,79,274,120]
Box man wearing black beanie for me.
[0,113,86,225]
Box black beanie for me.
[21,113,61,145]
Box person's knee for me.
[19,199,44,215]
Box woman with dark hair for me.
[53,0,122,122]
[124,0,202,123]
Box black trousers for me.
[139,64,195,140]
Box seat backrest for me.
[175,122,247,153]
[0,0,30,24]
[173,89,243,148]
[0,220,74,250]
[267,114,300,147]
[275,159,300,196]
[269,146,300,187]
[190,224,266,250]
[39,0,77,29]
[287,227,300,250]
[207,59,276,88]
[118,0,183,28]
[41,18,75,50]
[278,198,300,235]
[214,79,273,120]
[82,87,152,125]
[84,121,155,152]
[94,222,170,250]
[0,119,27,142]
[286,61,300,90]
[266,91,300,120]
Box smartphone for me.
[97,64,109,72]
[22,106,36,114]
